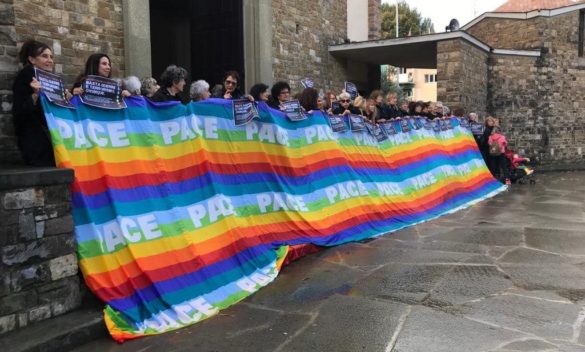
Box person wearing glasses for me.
[268,81,291,110]
[212,70,245,100]
[332,92,360,115]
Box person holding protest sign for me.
[268,81,291,110]
[332,92,360,116]
[383,92,403,121]
[12,40,62,166]
[190,80,211,102]
[72,53,130,98]
[366,98,379,124]
[249,83,269,102]
[150,65,188,103]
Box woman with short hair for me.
[212,70,245,100]
[150,65,188,103]
[190,80,210,102]
[249,83,269,102]
[268,81,291,109]
[122,76,141,96]
[141,77,159,98]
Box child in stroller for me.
[504,150,535,184]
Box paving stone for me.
[497,247,569,265]
[372,238,485,254]
[392,306,525,352]
[75,303,312,352]
[525,228,585,256]
[247,256,369,312]
[461,294,581,340]
[503,288,574,304]
[499,263,585,291]
[351,264,453,304]
[499,339,558,351]
[423,227,524,246]
[284,295,409,352]
[429,265,514,305]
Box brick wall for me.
[0,177,79,335]
[271,0,349,93]
[1,0,125,165]
[437,39,488,117]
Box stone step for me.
[0,303,107,352]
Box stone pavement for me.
[73,172,585,352]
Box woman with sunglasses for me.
[332,92,360,116]
[212,70,244,100]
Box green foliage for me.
[380,65,405,100]
[381,1,434,39]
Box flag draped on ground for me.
[42,96,505,341]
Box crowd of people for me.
[12,39,524,186]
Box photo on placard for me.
[372,124,388,142]
[400,119,411,133]
[300,78,314,89]
[344,81,358,101]
[328,115,347,133]
[281,100,306,121]
[34,68,75,109]
[470,122,485,135]
[233,99,260,126]
[349,114,366,132]
[381,121,397,135]
[80,75,127,109]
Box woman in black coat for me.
[12,40,58,166]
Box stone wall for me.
[0,169,79,335]
[1,0,125,165]
[479,11,585,162]
[466,17,543,50]
[368,0,381,40]
[0,0,19,165]
[271,0,349,93]
[437,39,488,117]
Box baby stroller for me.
[504,150,535,184]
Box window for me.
[424,74,437,83]
[397,67,407,74]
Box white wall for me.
[347,0,369,42]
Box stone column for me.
[243,0,273,90]
[122,0,152,78]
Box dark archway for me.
[150,0,245,91]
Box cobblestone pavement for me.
[74,172,585,352]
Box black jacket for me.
[383,104,404,119]
[12,65,55,166]
[212,87,245,100]
[333,104,360,115]
[150,88,182,103]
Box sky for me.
[382,0,508,31]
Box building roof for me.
[495,0,578,13]
[328,32,539,68]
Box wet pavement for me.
[73,172,585,352]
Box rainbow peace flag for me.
[42,96,504,341]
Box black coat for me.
[383,104,403,119]
[150,88,182,103]
[12,65,55,166]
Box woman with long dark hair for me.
[72,53,129,97]
[12,40,58,166]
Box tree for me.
[381,1,434,39]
